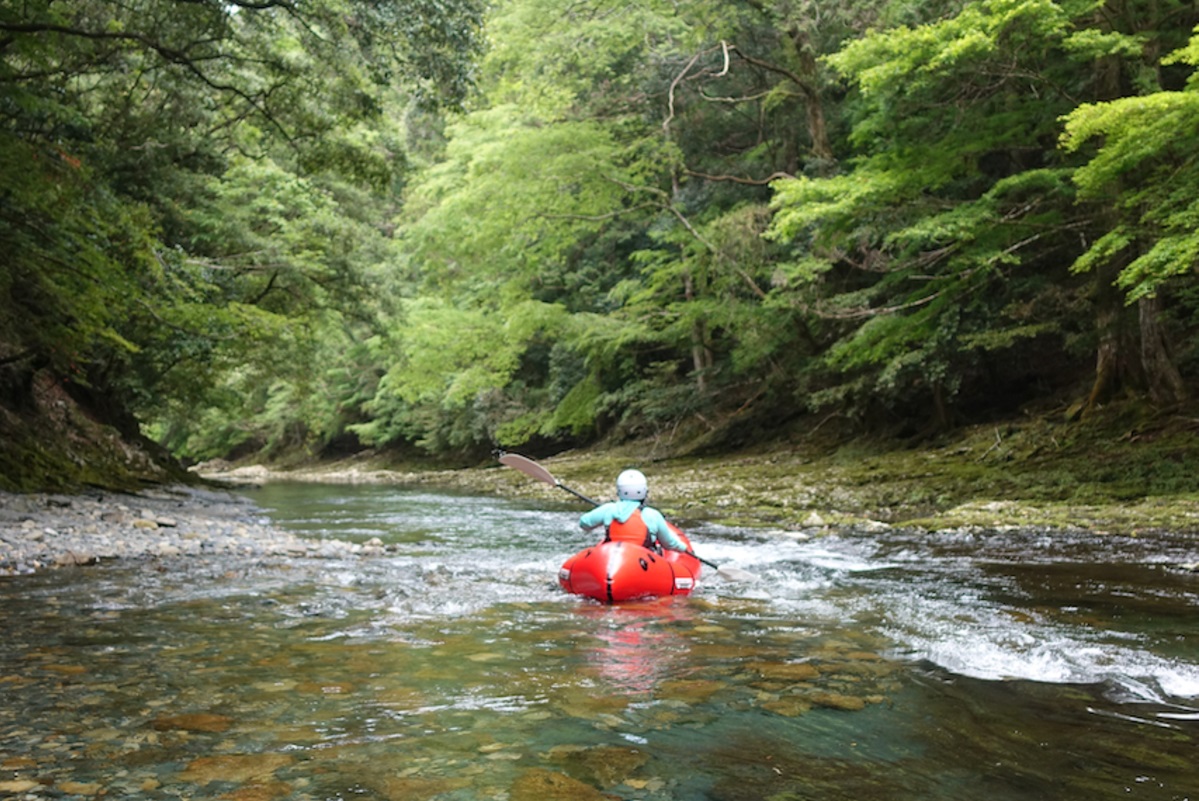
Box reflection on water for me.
[574,601,697,696]
[1,482,1198,800]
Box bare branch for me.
[716,40,730,77]
[696,88,776,104]
[685,168,795,186]
[664,50,704,137]
[729,46,817,104]
[803,290,945,321]
[249,272,280,305]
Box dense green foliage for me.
[3,0,1199,481]
[0,0,484,476]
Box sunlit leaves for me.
[767,170,908,246]
[1061,30,1199,300]
[386,299,565,407]
[482,0,689,114]
[401,104,641,296]
[10,0,1199,468]
[764,0,1104,420]
[828,0,1072,97]
[348,297,572,449]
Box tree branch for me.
[0,22,296,143]
[729,46,818,104]
[0,349,36,368]
[603,176,769,299]
[540,202,662,222]
[685,168,795,186]
[664,50,704,137]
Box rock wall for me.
[0,366,185,493]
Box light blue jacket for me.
[579,499,688,552]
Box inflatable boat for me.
[558,525,703,604]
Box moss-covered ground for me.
[235,401,1199,537]
[0,373,187,493]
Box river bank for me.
[195,414,1199,542]
[0,485,387,576]
[7,403,1199,576]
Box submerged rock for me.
[808,691,867,711]
[557,745,649,788]
[510,768,611,801]
[178,753,293,785]
[151,713,233,733]
[745,661,820,682]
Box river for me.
[2,482,1198,800]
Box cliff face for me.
[0,366,187,493]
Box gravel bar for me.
[0,484,382,576]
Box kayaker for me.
[579,469,690,553]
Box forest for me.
[2,0,1199,491]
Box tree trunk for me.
[683,272,713,393]
[1132,1,1186,408]
[787,25,835,170]
[1083,48,1132,413]
[1084,252,1135,411]
[931,380,951,430]
[1086,304,1122,409]
[1139,294,1187,405]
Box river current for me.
[2,482,1198,800]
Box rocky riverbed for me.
[0,484,386,576]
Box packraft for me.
[558,523,702,604]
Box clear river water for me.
[2,481,1199,800]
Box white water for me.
[251,482,1199,713]
[5,482,1198,800]
[692,522,1199,708]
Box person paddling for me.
[578,469,689,554]
[498,451,755,583]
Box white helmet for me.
[616,469,648,501]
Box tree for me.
[765,0,1149,429]
[399,0,875,444]
[0,0,484,468]
[1061,24,1199,407]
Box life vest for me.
[605,508,654,549]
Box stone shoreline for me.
[9,457,1199,577]
[0,484,384,576]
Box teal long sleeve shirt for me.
[578,499,689,552]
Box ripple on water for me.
[1,485,1198,800]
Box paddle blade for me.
[715,565,756,582]
[498,452,558,487]
[694,554,756,582]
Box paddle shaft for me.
[498,451,743,578]
[558,483,600,507]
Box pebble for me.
[0,485,374,576]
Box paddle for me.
[498,452,602,506]
[498,451,755,582]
